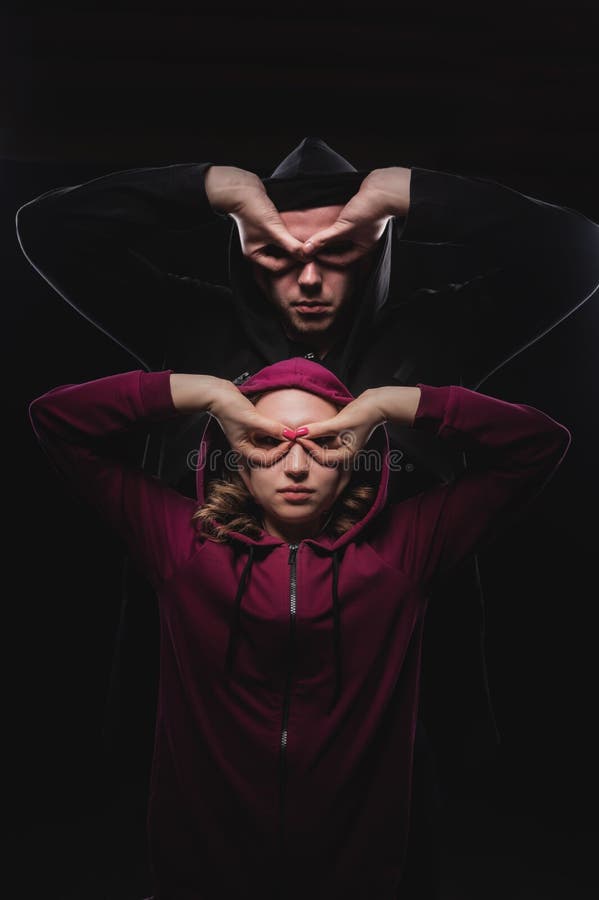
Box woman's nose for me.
[284,440,311,473]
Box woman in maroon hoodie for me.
[28,357,570,900]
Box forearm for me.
[29,370,181,447]
[398,167,533,245]
[29,369,235,430]
[370,380,569,473]
[371,383,571,586]
[169,372,233,414]
[360,166,412,218]
[28,370,181,518]
[396,167,599,392]
[409,383,570,475]
[15,163,222,370]
[17,162,217,232]
[204,165,266,215]
[398,166,599,254]
[378,166,412,217]
[367,385,422,428]
[29,369,199,589]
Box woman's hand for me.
[300,167,412,265]
[294,385,422,467]
[204,165,309,272]
[209,381,294,467]
[170,373,292,466]
[293,390,389,468]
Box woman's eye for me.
[253,434,280,447]
[313,436,338,448]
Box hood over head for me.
[196,356,392,711]
[195,356,390,552]
[227,137,396,383]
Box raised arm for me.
[28,368,294,585]
[302,165,599,390]
[16,163,225,371]
[369,382,571,587]
[398,167,599,389]
[28,369,212,588]
[16,162,311,371]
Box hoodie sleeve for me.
[28,369,198,590]
[398,167,599,390]
[15,162,224,371]
[373,383,571,590]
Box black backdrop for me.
[4,5,598,898]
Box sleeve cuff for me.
[397,168,451,242]
[139,370,179,420]
[177,162,219,221]
[413,383,455,434]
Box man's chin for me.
[287,311,336,335]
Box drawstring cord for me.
[328,549,342,713]
[224,543,255,682]
[224,543,344,715]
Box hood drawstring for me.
[224,544,255,683]
[224,543,344,712]
[328,548,342,713]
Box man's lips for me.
[293,302,332,314]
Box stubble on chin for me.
[282,308,338,343]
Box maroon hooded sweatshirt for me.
[28,357,570,900]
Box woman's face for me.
[239,388,351,541]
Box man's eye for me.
[318,241,354,256]
[263,244,288,259]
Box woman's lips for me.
[278,489,315,503]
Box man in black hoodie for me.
[204,161,385,362]
[16,137,599,897]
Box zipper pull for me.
[288,543,299,564]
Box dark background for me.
[3,5,598,898]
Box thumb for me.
[251,414,290,441]
[303,218,353,255]
[269,223,308,259]
[294,416,341,441]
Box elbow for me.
[15,199,45,256]
[551,421,572,460]
[540,422,572,478]
[557,426,572,467]
[28,393,62,443]
[16,193,61,258]
[518,420,572,488]
[28,396,50,441]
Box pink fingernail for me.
[282,428,297,440]
[295,427,309,436]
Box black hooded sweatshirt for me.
[16,136,599,880]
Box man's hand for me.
[204,165,309,272]
[301,167,412,265]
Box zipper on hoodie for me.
[278,542,299,852]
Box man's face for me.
[249,205,376,352]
